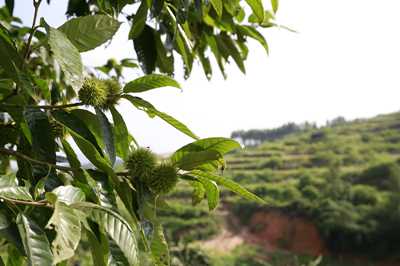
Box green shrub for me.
[309,129,331,142]
[171,246,213,266]
[301,185,320,200]
[310,151,341,167]
[359,162,400,191]
[211,245,270,266]
[261,156,283,169]
[350,185,378,206]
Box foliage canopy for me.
[0,0,278,264]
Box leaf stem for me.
[0,102,84,110]
[24,0,43,60]
[0,148,76,173]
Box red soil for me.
[245,210,328,256]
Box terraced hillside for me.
[163,112,400,266]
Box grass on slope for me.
[162,112,400,265]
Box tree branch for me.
[0,102,84,110]
[24,0,42,60]
[0,148,76,172]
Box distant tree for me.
[232,122,316,146]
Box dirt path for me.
[202,228,245,253]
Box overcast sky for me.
[6,0,400,153]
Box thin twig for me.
[116,171,129,176]
[0,102,84,110]
[24,0,43,60]
[0,197,50,207]
[0,148,76,172]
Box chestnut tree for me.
[0,0,278,264]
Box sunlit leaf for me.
[46,26,83,90]
[189,180,206,206]
[245,0,264,22]
[171,137,241,170]
[72,202,139,266]
[237,25,269,55]
[210,0,223,17]
[46,187,84,264]
[123,95,198,140]
[193,176,219,210]
[189,170,265,204]
[271,0,279,13]
[17,214,53,266]
[123,74,181,93]
[0,174,32,201]
[58,15,121,52]
[110,106,130,160]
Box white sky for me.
[7,0,400,153]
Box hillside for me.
[163,112,400,266]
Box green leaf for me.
[0,26,23,81]
[198,50,212,80]
[156,110,198,139]
[189,181,206,206]
[237,25,269,55]
[24,109,56,164]
[133,25,156,74]
[108,237,130,266]
[120,58,139,68]
[61,140,81,169]
[0,174,32,201]
[171,137,241,170]
[58,15,121,52]
[17,214,53,266]
[194,176,219,210]
[51,185,86,205]
[95,108,116,166]
[86,228,107,266]
[52,109,103,156]
[123,74,181,93]
[210,0,223,17]
[205,34,226,79]
[154,31,174,75]
[69,109,104,149]
[46,189,83,264]
[87,170,117,209]
[245,0,264,22]
[128,1,148,39]
[72,202,139,266]
[46,26,83,90]
[164,7,193,76]
[151,223,170,266]
[218,34,246,74]
[189,170,265,204]
[123,95,198,140]
[0,212,24,257]
[70,131,114,177]
[174,150,222,171]
[271,0,279,13]
[110,106,130,160]
[5,0,14,15]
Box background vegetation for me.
[162,112,400,265]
